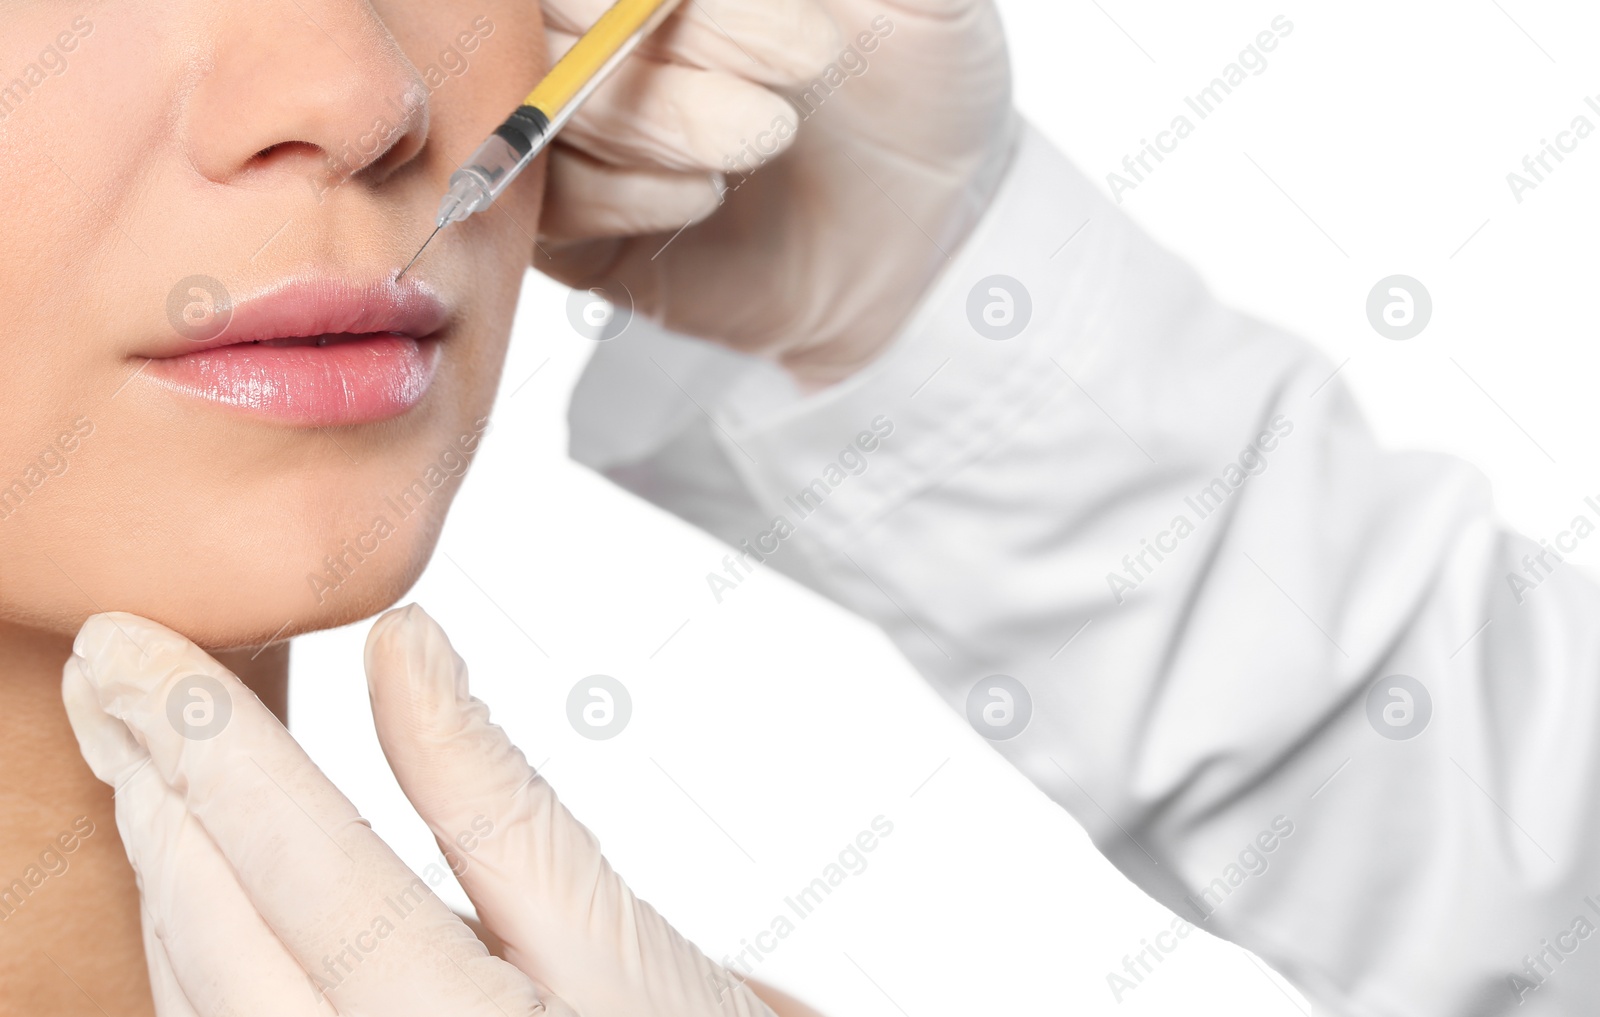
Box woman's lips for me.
[145,335,441,427]
[142,277,449,427]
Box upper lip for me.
[149,276,450,357]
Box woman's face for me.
[0,0,547,648]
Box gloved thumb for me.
[364,603,776,1017]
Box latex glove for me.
[538,0,1016,387]
[63,605,779,1017]
[538,0,840,240]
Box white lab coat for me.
[567,123,1600,1016]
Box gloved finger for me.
[547,29,800,173]
[365,604,777,1017]
[64,656,332,1016]
[70,613,553,1017]
[545,0,839,87]
[141,920,204,1017]
[542,146,722,242]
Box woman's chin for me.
[168,558,435,653]
[4,538,437,654]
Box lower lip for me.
[143,335,440,427]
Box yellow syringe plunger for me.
[525,0,681,117]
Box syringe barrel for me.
[439,105,551,226]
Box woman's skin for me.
[1,626,287,1013]
[1,2,842,1012]
[0,0,547,1010]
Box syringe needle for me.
[394,0,684,284]
[395,224,443,282]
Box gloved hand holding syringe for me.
[398,0,687,281]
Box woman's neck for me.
[0,619,288,1015]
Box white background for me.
[294,2,1600,1014]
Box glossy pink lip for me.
[142,278,449,427]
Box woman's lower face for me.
[0,0,549,650]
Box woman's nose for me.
[185,0,429,193]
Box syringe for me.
[397,0,686,280]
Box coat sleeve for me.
[566,122,1600,1016]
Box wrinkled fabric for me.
[569,122,1600,1016]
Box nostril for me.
[251,141,320,164]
